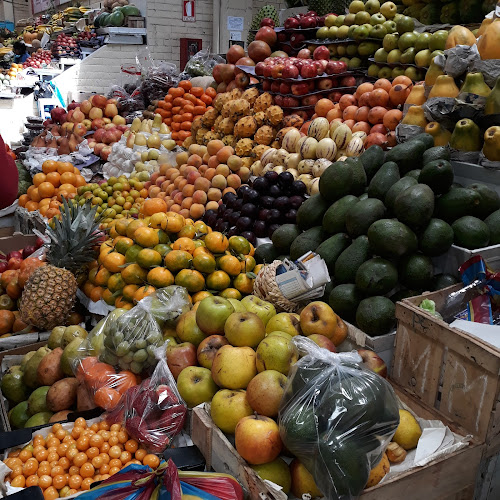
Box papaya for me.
[405,84,426,106]
[425,122,451,147]
[401,106,428,128]
[425,61,444,87]
[477,17,498,37]
[450,119,482,152]
[484,78,500,115]
[477,20,500,60]
[445,25,477,49]
[428,75,460,99]
[483,126,500,162]
[460,73,491,97]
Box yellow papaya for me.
[483,126,500,161]
[425,122,451,146]
[445,25,477,50]
[428,75,460,99]
[401,106,428,128]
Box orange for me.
[193,246,210,258]
[30,188,41,202]
[142,454,160,469]
[175,269,205,293]
[18,194,29,207]
[141,198,167,216]
[126,219,147,239]
[57,162,74,174]
[134,227,160,248]
[136,248,162,268]
[206,270,231,291]
[59,183,76,194]
[219,288,242,299]
[133,285,156,302]
[193,253,216,274]
[233,273,254,294]
[102,252,126,273]
[218,255,241,277]
[164,250,192,272]
[122,284,139,301]
[42,160,58,173]
[240,255,256,273]
[121,263,148,284]
[114,371,138,395]
[172,237,196,253]
[228,235,251,255]
[114,237,135,255]
[108,273,126,293]
[114,218,130,236]
[177,224,196,239]
[33,172,47,187]
[60,172,76,185]
[75,175,87,187]
[160,212,185,233]
[205,232,229,253]
[45,172,61,187]
[0,310,15,335]
[38,182,55,198]
[147,267,174,287]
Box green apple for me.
[176,310,207,346]
[210,389,253,434]
[251,458,292,494]
[415,32,431,51]
[349,0,365,13]
[378,66,393,79]
[374,47,389,62]
[387,48,402,63]
[196,296,235,335]
[266,312,302,336]
[348,24,360,38]
[224,312,265,348]
[335,14,345,27]
[339,57,350,65]
[393,13,403,23]
[228,298,246,313]
[346,43,358,56]
[241,295,276,326]
[429,30,448,51]
[404,66,419,81]
[380,1,397,18]
[415,49,432,67]
[354,11,371,24]
[370,24,387,39]
[398,31,417,51]
[255,335,298,375]
[176,366,218,408]
[400,47,416,64]
[396,15,415,34]
[391,66,406,78]
[348,57,363,69]
[383,20,397,34]
[325,14,337,27]
[337,43,347,55]
[358,41,380,56]
[317,26,329,39]
[328,43,337,56]
[365,0,381,14]
[211,345,257,389]
[353,24,370,41]
[267,331,293,339]
[383,33,399,51]
[337,25,350,39]
[246,369,287,418]
[328,26,339,39]
[368,63,380,77]
[370,13,386,25]
[344,13,356,25]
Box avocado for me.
[469,183,500,219]
[281,406,318,448]
[452,216,490,249]
[412,132,435,150]
[355,258,398,296]
[271,224,301,253]
[360,145,386,181]
[296,193,330,229]
[432,273,459,291]
[319,161,355,202]
[394,184,435,230]
[386,138,428,173]
[345,198,387,237]
[290,226,325,260]
[320,281,335,303]
[316,233,351,272]
[334,236,371,284]
[418,218,454,256]
[368,219,418,259]
[405,169,421,180]
[356,296,396,336]
[329,284,364,324]
[399,254,434,290]
[422,146,451,165]
[435,188,482,222]
[255,243,280,264]
[485,209,500,244]
[385,177,418,212]
[418,159,454,194]
[359,192,369,201]
[322,195,359,234]
[367,161,400,200]
[349,157,368,194]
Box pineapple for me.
[20,199,102,330]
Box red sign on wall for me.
[182,0,195,22]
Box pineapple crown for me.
[45,198,103,272]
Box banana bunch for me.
[63,6,83,22]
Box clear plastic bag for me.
[106,346,188,453]
[279,337,400,500]
[183,47,224,78]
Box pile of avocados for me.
[256,133,500,337]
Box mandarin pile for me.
[3,419,160,499]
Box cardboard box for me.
[0,234,38,254]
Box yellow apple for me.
[265,312,302,336]
[211,345,256,389]
[210,389,253,433]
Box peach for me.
[204,168,216,181]
[206,201,219,211]
[188,144,201,155]
[194,177,211,192]
[171,189,180,198]
[185,165,198,175]
[373,78,392,93]
[343,119,356,130]
[182,184,195,197]
[178,179,188,191]
[216,146,234,164]
[170,171,181,182]
[203,152,211,163]
[215,164,230,177]
[199,165,209,175]
[186,171,201,184]
[208,156,220,169]
[144,181,152,190]
[151,172,160,183]
[176,151,189,166]
[170,204,181,213]
[179,208,190,219]
[339,94,357,111]
[166,184,175,195]
[354,106,370,122]
[161,181,170,191]
[190,203,205,219]
[227,155,242,172]
[193,190,208,205]
[356,82,374,98]
[181,197,193,209]
[352,121,371,135]
[367,107,388,125]
[188,154,203,168]
[227,174,242,190]
[179,164,188,176]
[159,164,168,175]
[173,177,183,188]
[368,89,389,108]
[383,109,403,131]
[358,92,371,107]
[157,192,167,200]
[343,105,358,121]
[237,167,250,182]
[155,176,166,187]
[207,139,225,156]
[173,192,184,205]
[207,188,222,201]
[212,174,227,190]
[149,186,161,197]
[166,199,175,209]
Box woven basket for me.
[253,261,301,313]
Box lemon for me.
[393,409,422,450]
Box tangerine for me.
[102,252,126,273]
[136,248,162,268]
[218,255,241,277]
[205,232,229,253]
[206,270,231,291]
[219,288,242,299]
[172,237,196,253]
[175,269,205,293]
[133,285,156,302]
[121,263,148,284]
[164,250,192,272]
[141,198,167,216]
[192,253,216,274]
[160,212,185,233]
[228,235,250,255]
[233,273,254,294]
[147,267,174,287]
[134,227,160,248]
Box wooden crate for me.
[394,285,500,458]
[191,382,484,500]
[126,16,145,28]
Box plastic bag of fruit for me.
[278,337,400,500]
[105,344,187,453]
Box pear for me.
[152,113,162,129]
[140,151,149,162]
[460,73,491,97]
[130,117,141,132]
[134,133,147,147]
[159,122,170,134]
[140,120,150,133]
[147,133,161,149]
[483,127,500,162]
[485,78,500,115]
[428,75,459,99]
[425,122,451,146]
[126,132,135,149]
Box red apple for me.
[297,48,311,59]
[263,65,274,78]
[271,64,285,78]
[316,77,333,90]
[260,18,275,28]
[300,63,317,79]
[283,96,301,107]
[274,95,285,107]
[308,334,337,352]
[291,82,311,96]
[262,80,272,91]
[290,33,306,48]
[7,251,22,260]
[284,17,300,29]
[313,45,330,61]
[325,60,340,75]
[282,64,299,79]
[340,76,356,86]
[302,95,319,106]
[255,26,277,46]
[300,16,317,29]
[255,62,266,76]
[0,262,7,273]
[357,349,387,378]
[271,81,281,93]
[279,82,292,94]
[167,342,198,380]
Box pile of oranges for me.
[82,208,258,307]
[18,160,87,218]
[3,419,160,499]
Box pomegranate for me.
[365,132,389,150]
[255,27,277,46]
[248,41,272,63]
[226,44,245,64]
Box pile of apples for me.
[51,33,80,58]
[168,294,387,495]
[23,49,52,68]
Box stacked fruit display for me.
[254,133,500,336]
[213,44,260,93]
[82,214,256,306]
[0,325,91,429]
[3,418,159,496]
[23,49,52,68]
[30,122,89,157]
[5,63,23,81]
[51,33,81,59]
[18,160,87,217]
